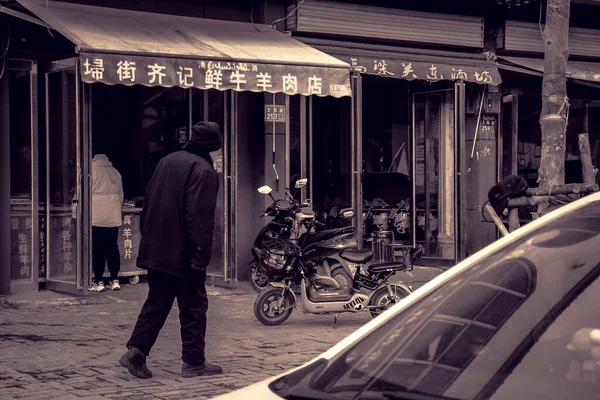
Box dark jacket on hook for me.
[137,142,219,280]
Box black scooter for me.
[249,179,356,292]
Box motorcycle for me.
[249,179,357,292]
[253,239,420,327]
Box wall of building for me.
[55,0,286,24]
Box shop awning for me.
[16,0,352,97]
[299,38,502,86]
[499,56,600,83]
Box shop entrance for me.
[360,75,457,261]
[90,84,231,284]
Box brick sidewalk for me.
[0,266,445,400]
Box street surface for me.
[0,267,443,400]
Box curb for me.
[0,293,123,309]
[0,283,256,310]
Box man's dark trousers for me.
[127,268,209,365]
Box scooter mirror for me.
[339,208,355,220]
[258,186,273,195]
[295,178,308,189]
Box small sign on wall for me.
[479,115,497,138]
[264,105,286,123]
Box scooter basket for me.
[259,239,300,272]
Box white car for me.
[215,191,600,400]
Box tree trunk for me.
[579,133,598,184]
[537,0,571,215]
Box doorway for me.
[412,88,456,260]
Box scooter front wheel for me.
[369,284,411,318]
[254,287,295,326]
[250,265,270,292]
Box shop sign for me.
[479,115,497,136]
[79,53,352,98]
[346,56,502,85]
[264,105,286,123]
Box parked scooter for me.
[253,240,419,327]
[249,179,356,292]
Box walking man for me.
[119,122,223,379]
[90,151,124,292]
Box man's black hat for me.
[189,122,223,152]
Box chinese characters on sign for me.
[10,215,32,279]
[340,55,499,85]
[79,54,351,97]
[264,105,286,123]
[62,217,73,274]
[123,215,133,260]
[40,215,46,275]
[479,115,497,135]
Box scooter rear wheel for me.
[254,287,295,326]
[369,284,411,318]
[331,265,353,292]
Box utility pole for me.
[537,0,571,215]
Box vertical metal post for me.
[229,91,238,282]
[455,80,466,262]
[44,71,51,282]
[511,95,519,175]
[352,72,363,249]
[300,96,307,201]
[75,64,82,291]
[187,88,192,136]
[31,63,40,291]
[285,94,290,190]
[411,90,417,249]
[424,97,431,256]
[81,80,91,294]
[308,96,313,202]
[222,91,229,282]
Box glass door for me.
[8,60,39,293]
[412,89,456,259]
[45,59,88,293]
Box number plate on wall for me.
[264,105,286,123]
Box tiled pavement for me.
[0,267,444,400]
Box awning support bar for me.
[0,5,53,29]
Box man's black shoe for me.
[182,361,223,378]
[119,346,153,379]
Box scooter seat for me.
[368,262,406,273]
[340,249,373,263]
[299,227,355,247]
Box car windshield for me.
[271,200,600,400]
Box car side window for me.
[307,201,600,400]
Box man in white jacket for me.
[90,152,124,292]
